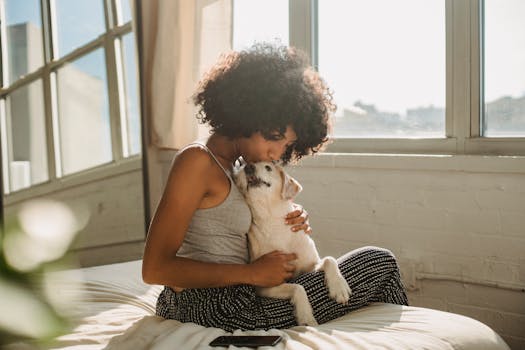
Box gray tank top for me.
[175,142,252,264]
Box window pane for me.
[55,0,105,57]
[233,0,289,50]
[56,49,112,175]
[4,0,44,83]
[318,0,445,138]
[118,0,133,25]
[483,0,525,137]
[6,80,48,191]
[121,33,141,155]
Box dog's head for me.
[234,162,302,205]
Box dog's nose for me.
[245,163,255,175]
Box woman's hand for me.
[249,251,297,287]
[285,203,312,234]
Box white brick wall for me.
[288,153,525,349]
[4,166,146,267]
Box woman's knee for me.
[339,245,399,270]
[363,245,396,259]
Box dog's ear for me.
[280,171,303,200]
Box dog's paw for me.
[296,309,318,326]
[327,275,352,305]
[294,299,318,326]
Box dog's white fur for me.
[234,162,352,326]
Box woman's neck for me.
[205,133,241,166]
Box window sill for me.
[325,137,525,157]
[4,156,143,205]
[296,152,525,174]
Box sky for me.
[484,0,525,103]
[317,0,445,116]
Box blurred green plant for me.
[0,199,88,347]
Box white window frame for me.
[289,0,525,156]
[0,0,140,203]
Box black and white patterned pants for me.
[156,246,409,332]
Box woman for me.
[142,43,408,331]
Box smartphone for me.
[209,335,283,347]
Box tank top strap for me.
[181,142,233,181]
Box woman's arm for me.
[142,148,296,289]
[146,251,297,289]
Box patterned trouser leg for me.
[155,246,409,332]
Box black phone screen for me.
[209,335,283,347]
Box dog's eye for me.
[265,165,272,172]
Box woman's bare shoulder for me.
[171,145,213,174]
[158,146,213,211]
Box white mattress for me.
[12,260,509,350]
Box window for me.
[4,0,44,83]
[482,0,525,137]
[318,0,445,138]
[55,0,106,58]
[233,0,289,50]
[118,0,133,25]
[120,32,141,156]
[56,49,112,175]
[0,0,141,194]
[4,79,48,191]
[232,0,525,155]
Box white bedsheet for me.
[15,260,508,350]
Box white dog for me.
[234,161,352,326]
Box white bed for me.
[13,260,509,350]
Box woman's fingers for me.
[285,206,308,224]
[285,263,296,272]
[285,253,298,260]
[285,205,313,234]
[285,209,302,221]
[303,224,312,235]
[288,215,312,233]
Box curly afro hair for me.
[193,42,336,164]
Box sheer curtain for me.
[138,0,232,149]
